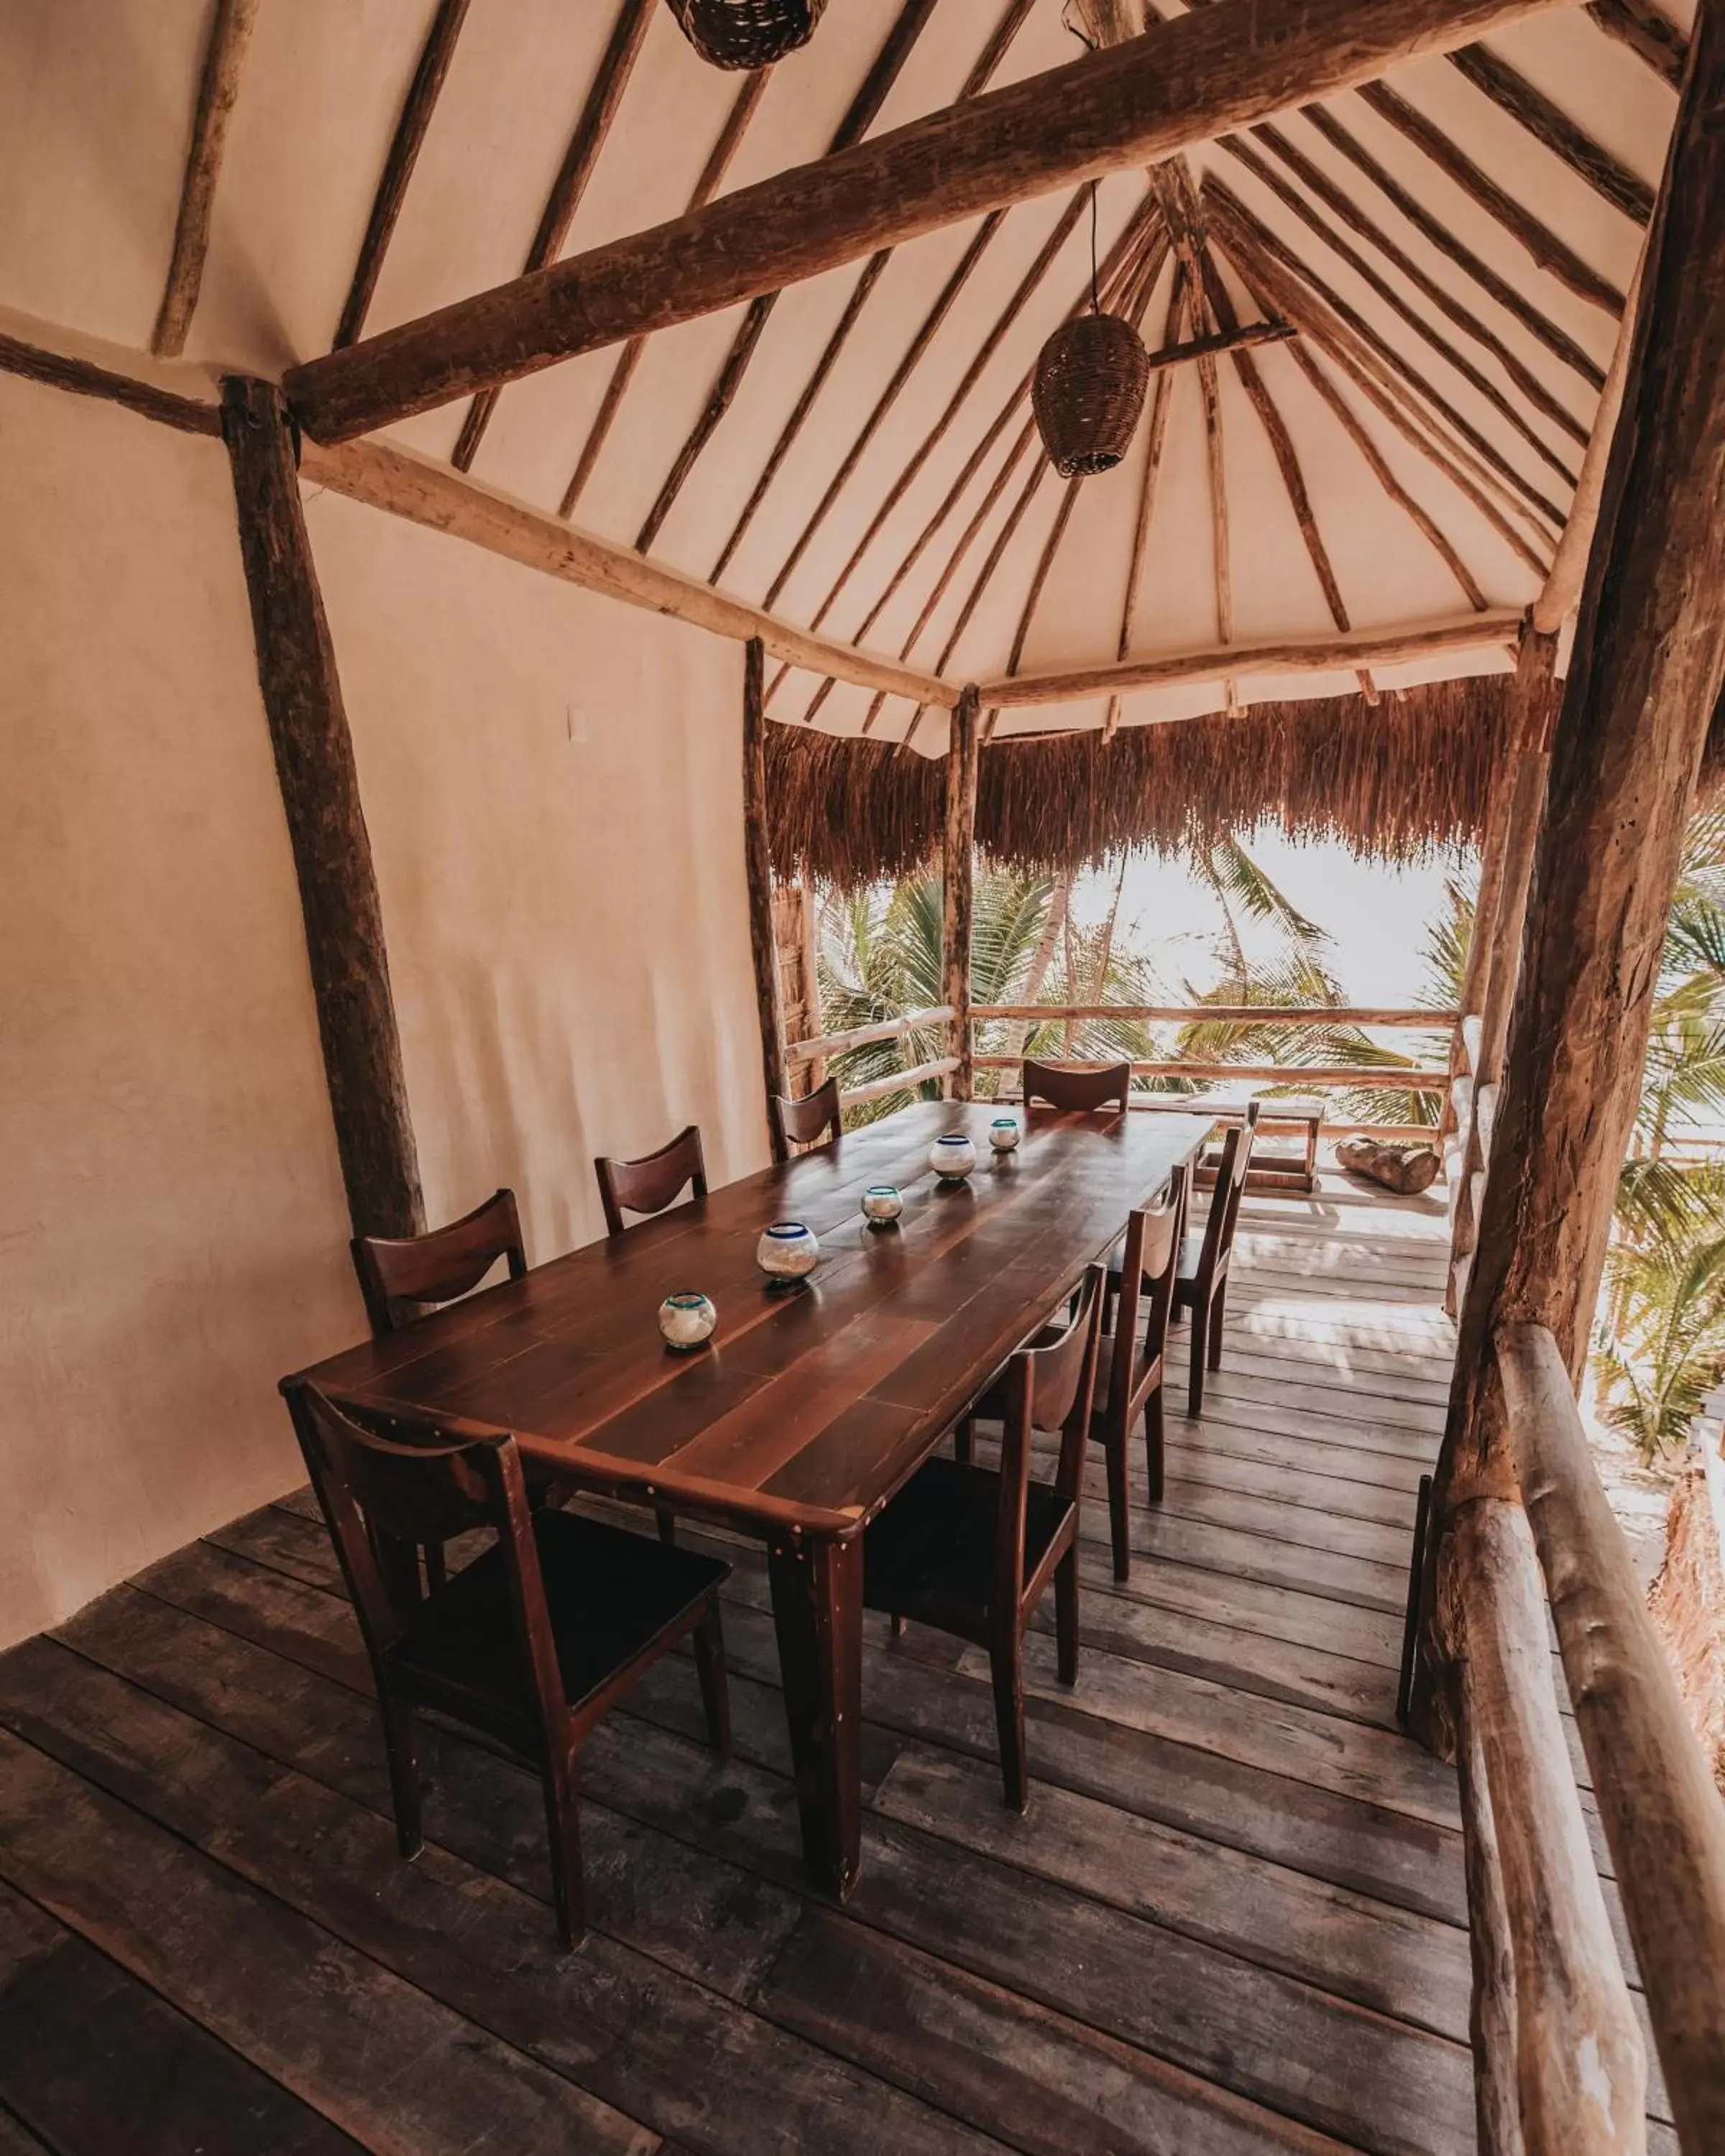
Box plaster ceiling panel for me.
[0,0,209,347]
[1486,9,1680,191]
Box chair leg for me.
[1054,1551,1080,1687]
[656,1508,678,1546]
[953,1416,975,1465]
[692,1603,731,1759]
[1187,1300,1208,1416]
[1208,1279,1228,1370]
[990,1627,1029,1814]
[1104,1422,1131,1583]
[380,1695,423,1859]
[1144,1378,1166,1507]
[543,1758,585,1951]
[889,1612,905,1643]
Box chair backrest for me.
[285,1383,571,1755]
[993,1264,1105,1615]
[772,1076,842,1153]
[1106,1162,1189,1432]
[1022,1059,1132,1114]
[594,1125,707,1238]
[1197,1108,1258,1281]
[351,1189,527,1338]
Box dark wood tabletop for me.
[290,1100,1213,1542]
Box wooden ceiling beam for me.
[1355,82,1625,313]
[980,608,1524,709]
[632,0,942,556]
[335,0,472,350]
[152,0,263,356]
[298,436,960,709]
[1447,44,1655,223]
[282,0,1570,445]
[558,67,768,520]
[451,0,654,473]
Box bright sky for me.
[1070,829,1473,1008]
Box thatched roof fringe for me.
[768,677,1517,889]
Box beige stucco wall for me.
[1,368,765,1648]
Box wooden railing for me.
[783,1005,957,1111]
[1446,1324,1725,2153]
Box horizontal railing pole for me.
[970,1004,1455,1026]
[971,1056,1446,1088]
[786,1005,954,1061]
[1496,1321,1725,2150]
[1445,1496,1648,2150]
[839,1055,960,1107]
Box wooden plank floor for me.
[0,1171,1673,2155]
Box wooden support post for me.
[742,638,787,1163]
[943,686,980,1101]
[1474,630,1559,1091]
[1414,0,1725,1804]
[220,377,423,1240]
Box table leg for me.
[767,1531,862,1900]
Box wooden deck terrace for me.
[0,1164,1674,2155]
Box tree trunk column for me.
[1474,627,1560,1091]
[943,685,980,1100]
[740,637,788,1161]
[221,376,423,1240]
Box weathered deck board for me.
[0,1175,1670,2152]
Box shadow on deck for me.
[0,1169,1655,2153]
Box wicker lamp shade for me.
[663,0,827,68]
[1031,313,1151,479]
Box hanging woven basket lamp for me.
[663,0,827,69]
[1032,310,1151,479]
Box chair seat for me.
[863,1454,1073,1629]
[387,1508,727,1740]
[1108,1229,1202,1286]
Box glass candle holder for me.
[862,1184,903,1223]
[930,1134,978,1180]
[989,1115,1021,1153]
[756,1220,820,1280]
[658,1291,716,1350]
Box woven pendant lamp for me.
[663,0,827,68]
[1032,310,1151,479]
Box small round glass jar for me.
[756,1220,820,1280]
[930,1133,978,1180]
[658,1291,717,1350]
[862,1184,903,1224]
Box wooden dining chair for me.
[351,1191,530,1589]
[1174,1109,1258,1415]
[1098,1163,1188,1575]
[594,1125,707,1237]
[1022,1058,1132,1113]
[863,1266,1106,1812]
[285,1383,731,1950]
[771,1076,842,1154]
[351,1189,527,1340]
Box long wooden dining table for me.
[287,1097,1213,1898]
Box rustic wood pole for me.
[220,377,424,1240]
[741,638,788,1163]
[944,686,980,1101]
[1412,0,1725,1876]
[1473,629,1560,1090]
[153,0,263,356]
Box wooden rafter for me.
[1533,248,1644,634]
[282,0,1573,446]
[1226,124,1589,456]
[633,0,940,556]
[152,0,263,356]
[1104,267,1188,739]
[790,193,1162,726]
[558,67,768,520]
[1587,0,1688,86]
[451,0,654,473]
[1205,176,1565,543]
[980,608,1524,708]
[0,328,221,438]
[298,436,960,710]
[1298,101,1606,390]
[1447,44,1655,222]
[1355,82,1625,313]
[783,185,1094,655]
[1195,235,1377,704]
[710,0,1036,584]
[335,0,472,350]
[1205,183,1555,577]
